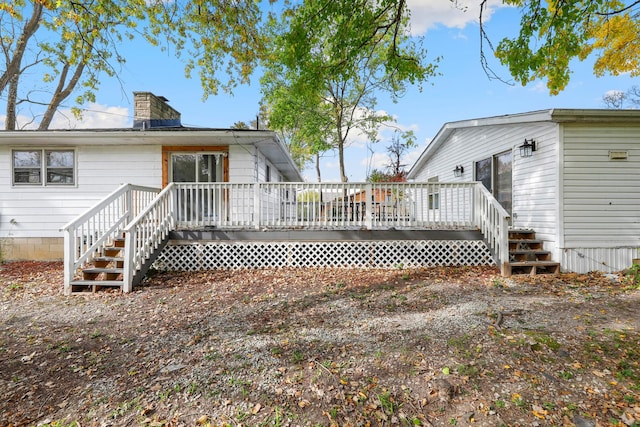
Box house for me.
[407,109,640,274]
[2,92,534,294]
[0,92,302,262]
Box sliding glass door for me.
[475,151,512,214]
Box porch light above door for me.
[519,138,536,157]
[453,165,464,177]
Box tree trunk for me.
[315,152,322,182]
[5,75,18,130]
[0,3,43,94]
[38,62,85,130]
[338,139,347,182]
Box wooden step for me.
[506,261,560,276]
[509,229,536,240]
[104,247,123,257]
[509,250,552,262]
[82,267,124,281]
[70,280,123,294]
[93,256,124,268]
[509,239,543,250]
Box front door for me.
[475,151,513,215]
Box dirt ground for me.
[0,261,639,427]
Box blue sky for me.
[4,0,638,182]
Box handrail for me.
[172,182,478,230]
[474,184,511,275]
[60,184,159,231]
[61,184,160,295]
[122,183,175,291]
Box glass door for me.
[171,153,224,224]
[475,151,513,215]
[494,151,512,215]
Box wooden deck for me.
[61,182,514,294]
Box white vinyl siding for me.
[227,145,255,183]
[561,247,638,274]
[1,145,161,239]
[510,125,559,249]
[561,124,640,248]
[411,122,559,245]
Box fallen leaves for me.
[0,263,639,426]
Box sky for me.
[3,0,638,182]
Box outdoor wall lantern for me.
[519,138,537,157]
[453,165,464,177]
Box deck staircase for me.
[506,229,560,276]
[69,237,126,293]
[69,234,170,294]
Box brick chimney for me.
[133,92,181,129]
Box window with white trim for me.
[12,149,75,186]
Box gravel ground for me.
[1,262,639,427]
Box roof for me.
[407,108,640,179]
[0,126,303,182]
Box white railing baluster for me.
[61,184,160,295]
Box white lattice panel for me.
[153,240,495,271]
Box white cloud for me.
[604,89,624,97]
[48,103,130,129]
[361,151,389,170]
[0,103,130,130]
[407,0,507,36]
[527,81,548,93]
[324,160,339,170]
[402,146,424,169]
[344,107,395,148]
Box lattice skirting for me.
[153,240,496,271]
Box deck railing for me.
[60,184,160,294]
[174,182,478,230]
[475,184,511,273]
[122,183,175,291]
[61,181,512,293]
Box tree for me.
[602,85,640,108]
[261,0,438,182]
[367,130,415,182]
[480,0,640,94]
[1,0,267,129]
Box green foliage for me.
[1,0,268,128]
[39,421,79,427]
[493,0,640,94]
[367,129,415,182]
[624,263,640,289]
[261,0,438,181]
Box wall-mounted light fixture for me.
[519,138,537,158]
[453,165,464,177]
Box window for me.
[13,149,75,186]
[475,157,492,191]
[265,164,271,182]
[428,176,439,209]
[171,153,223,183]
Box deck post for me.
[124,184,133,224]
[254,183,261,230]
[499,215,510,276]
[62,228,75,295]
[365,183,373,229]
[122,229,135,293]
